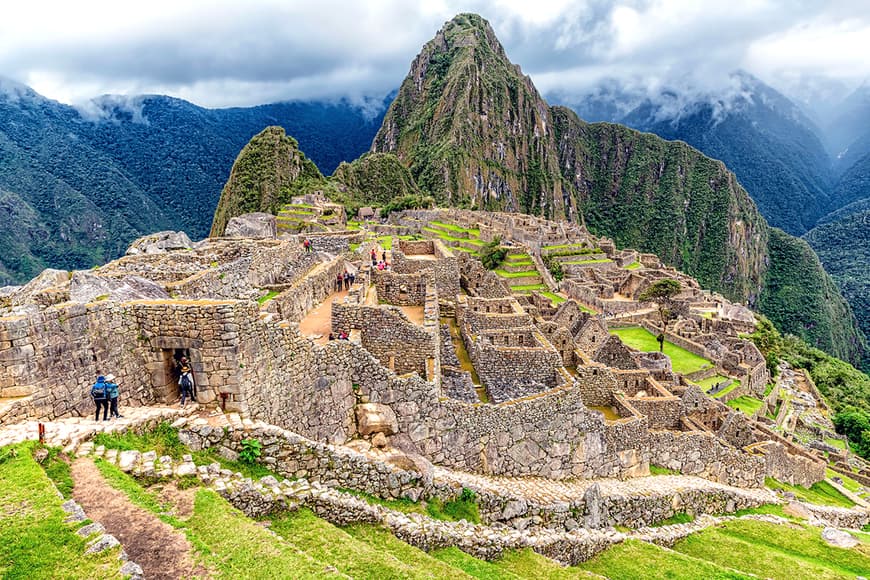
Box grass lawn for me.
[430,221,480,236]
[579,539,750,579]
[495,548,601,578]
[376,236,393,250]
[765,477,855,508]
[257,290,280,304]
[541,291,566,305]
[494,269,540,278]
[562,258,612,265]
[673,519,870,580]
[727,395,764,416]
[609,327,712,374]
[343,524,474,578]
[625,261,643,270]
[541,243,593,251]
[0,443,122,579]
[691,374,732,391]
[824,438,847,450]
[270,508,446,579]
[510,283,548,292]
[432,546,522,579]
[649,464,679,476]
[650,512,694,527]
[825,468,864,494]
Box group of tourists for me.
[336,270,356,291]
[91,354,197,420]
[328,331,350,341]
[370,248,388,266]
[302,238,313,253]
[90,374,122,421]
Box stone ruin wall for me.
[373,270,428,306]
[267,256,347,323]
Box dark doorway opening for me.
[154,348,189,403]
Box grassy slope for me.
[673,519,870,580]
[610,326,711,374]
[0,443,121,579]
[579,539,750,579]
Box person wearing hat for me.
[179,361,195,407]
[105,373,122,419]
[91,375,110,422]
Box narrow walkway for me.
[432,467,777,507]
[298,289,348,343]
[71,458,208,579]
[0,405,196,451]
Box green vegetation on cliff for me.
[210,126,325,236]
[759,228,866,364]
[331,152,422,215]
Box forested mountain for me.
[560,73,835,235]
[0,79,386,284]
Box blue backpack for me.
[91,381,108,400]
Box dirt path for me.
[298,289,348,343]
[71,458,208,579]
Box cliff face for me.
[372,13,568,217]
[210,126,322,236]
[331,152,421,208]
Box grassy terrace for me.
[0,443,122,578]
[510,283,548,292]
[624,261,643,270]
[765,477,855,508]
[541,291,566,305]
[429,221,480,236]
[494,269,540,278]
[562,258,612,265]
[690,374,732,391]
[727,395,764,416]
[609,327,711,374]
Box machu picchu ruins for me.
[2,197,869,576]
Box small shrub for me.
[479,238,507,270]
[239,439,262,465]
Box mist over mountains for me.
[0,80,386,284]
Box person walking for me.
[336,272,344,292]
[303,238,312,253]
[179,362,196,407]
[370,248,377,266]
[91,375,110,422]
[105,373,123,419]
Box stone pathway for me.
[0,404,198,452]
[298,288,348,343]
[432,466,778,509]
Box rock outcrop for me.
[224,213,277,239]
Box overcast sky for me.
[1,0,869,109]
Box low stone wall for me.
[268,255,347,323]
[648,430,766,488]
[373,270,428,306]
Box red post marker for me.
[38,423,45,444]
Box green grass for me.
[504,253,533,262]
[376,236,393,250]
[495,548,600,579]
[650,512,694,527]
[432,546,522,579]
[36,445,74,498]
[337,488,426,515]
[765,477,855,508]
[270,508,449,579]
[732,503,790,518]
[93,421,187,459]
[343,524,475,578]
[727,395,764,416]
[690,374,732,391]
[541,291,566,305]
[349,242,361,252]
[824,437,847,450]
[624,261,643,270]
[257,290,280,304]
[510,283,548,292]
[712,381,741,399]
[825,468,863,493]
[0,443,122,579]
[609,327,712,374]
[345,220,362,230]
[541,243,594,252]
[649,464,679,476]
[494,269,540,278]
[673,519,870,580]
[187,490,330,578]
[579,539,750,579]
[426,488,480,523]
[430,221,480,236]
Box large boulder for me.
[5,268,69,306]
[126,231,193,255]
[821,527,859,548]
[224,213,277,239]
[69,271,169,303]
[355,403,398,436]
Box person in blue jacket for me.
[91,375,110,421]
[104,373,123,419]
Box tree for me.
[479,238,507,270]
[638,278,683,352]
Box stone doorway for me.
[153,348,187,404]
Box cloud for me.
[0,1,868,109]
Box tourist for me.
[179,362,195,407]
[336,272,344,292]
[105,373,123,419]
[344,271,351,290]
[91,375,110,422]
[349,272,356,286]
[370,248,377,266]
[339,331,349,340]
[303,238,312,253]
[328,332,335,341]
[381,250,386,263]
[377,261,385,271]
